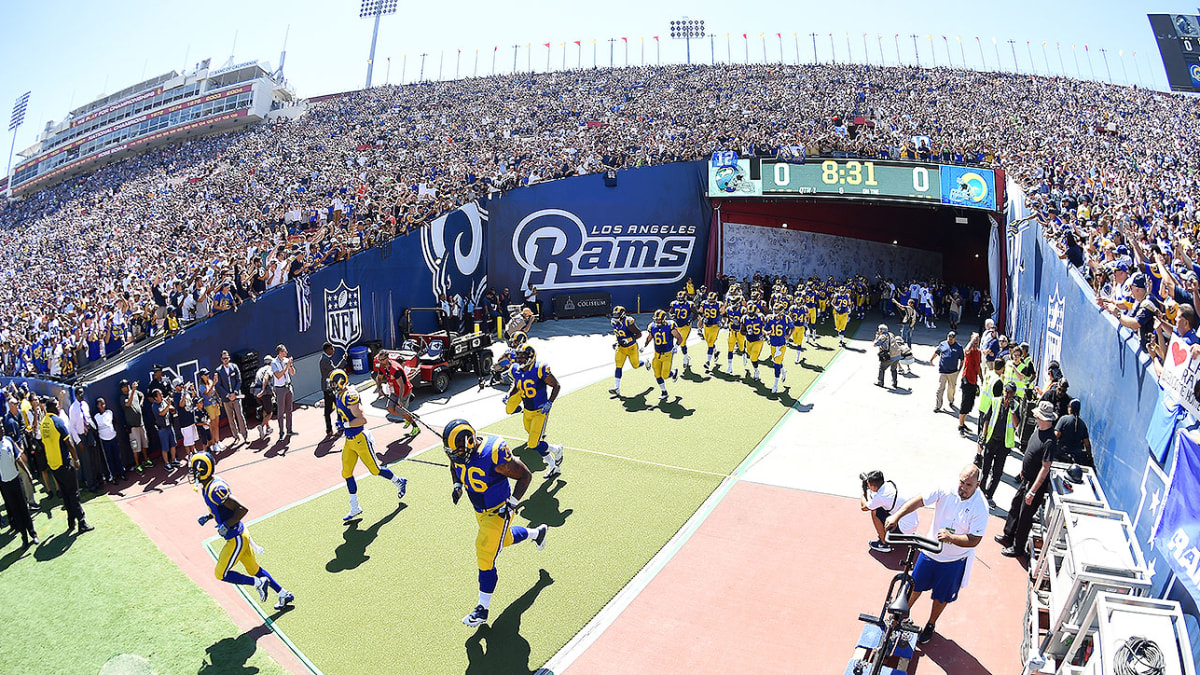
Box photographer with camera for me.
[874,324,901,389]
[860,470,918,553]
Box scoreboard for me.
[1149,13,1200,93]
[707,156,997,211]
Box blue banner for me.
[1154,431,1200,599]
[485,162,711,312]
[940,165,996,211]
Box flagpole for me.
[1132,50,1143,87]
[1072,44,1080,77]
[894,34,901,66]
[1056,42,1065,76]
[878,34,885,66]
[976,37,985,70]
[829,33,836,64]
[863,33,870,66]
[813,33,820,64]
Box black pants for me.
[1003,482,1047,551]
[323,389,336,434]
[0,477,34,536]
[51,464,86,527]
[877,358,898,386]
[979,440,1008,499]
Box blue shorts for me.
[911,553,967,603]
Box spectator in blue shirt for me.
[930,331,965,413]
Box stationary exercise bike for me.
[847,531,944,675]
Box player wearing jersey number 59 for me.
[506,346,564,479]
[190,452,294,610]
[643,310,683,401]
[329,369,408,522]
[444,419,548,627]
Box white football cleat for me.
[771,381,779,394]
[533,524,549,550]
[254,576,269,603]
[608,387,621,396]
[392,476,407,500]
[782,369,787,382]
[683,355,691,368]
[274,590,295,610]
[343,504,363,522]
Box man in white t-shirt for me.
[885,464,988,646]
[860,470,919,553]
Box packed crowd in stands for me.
[0,62,1191,378]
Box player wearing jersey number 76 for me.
[444,419,548,628]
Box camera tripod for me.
[848,532,943,675]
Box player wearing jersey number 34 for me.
[444,419,548,627]
[328,368,408,522]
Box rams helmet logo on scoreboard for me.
[955,173,989,204]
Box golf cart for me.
[376,308,494,394]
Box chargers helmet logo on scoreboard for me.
[511,208,696,290]
[713,165,752,194]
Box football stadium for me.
[2,3,1200,674]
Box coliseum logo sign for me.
[512,209,697,290]
[325,280,362,350]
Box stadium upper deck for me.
[9,59,297,194]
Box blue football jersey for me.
[648,321,677,354]
[512,361,552,410]
[203,478,245,540]
[455,436,514,512]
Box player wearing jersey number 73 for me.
[444,419,548,628]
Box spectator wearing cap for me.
[930,331,965,414]
[956,333,982,436]
[67,386,101,491]
[997,400,1060,558]
[40,397,93,534]
[172,377,199,460]
[92,397,125,483]
[1055,399,1092,466]
[319,342,346,437]
[271,344,296,438]
[977,380,1020,502]
[120,379,150,475]
[874,324,901,389]
[1039,377,1072,420]
[150,389,179,471]
[1103,273,1156,350]
[1100,258,1133,305]
[0,419,37,547]
[216,350,248,444]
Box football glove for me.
[217,523,229,538]
[539,401,553,414]
[452,483,463,505]
[198,514,213,526]
[499,496,519,517]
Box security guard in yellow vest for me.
[978,381,1020,502]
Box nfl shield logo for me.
[325,280,362,349]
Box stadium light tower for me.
[670,17,705,65]
[359,0,398,89]
[6,91,29,197]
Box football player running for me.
[506,345,564,479]
[699,291,722,371]
[789,296,809,365]
[329,368,408,522]
[742,303,766,381]
[643,309,683,401]
[191,451,294,610]
[721,294,746,373]
[609,306,645,396]
[444,419,549,628]
[668,290,695,369]
[765,303,793,394]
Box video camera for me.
[860,470,884,497]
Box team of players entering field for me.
[612,276,870,398]
[185,276,867,629]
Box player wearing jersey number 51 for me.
[329,369,408,522]
[506,345,564,479]
[643,310,682,401]
[190,452,294,611]
[444,419,548,628]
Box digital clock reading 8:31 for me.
[767,159,937,198]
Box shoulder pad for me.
[343,391,360,406]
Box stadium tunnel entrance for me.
[712,198,995,293]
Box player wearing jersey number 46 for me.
[190,452,294,611]
[505,345,564,479]
[444,419,549,628]
[329,369,408,522]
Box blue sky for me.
[0,0,1188,172]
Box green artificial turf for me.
[232,326,852,675]
[0,495,285,675]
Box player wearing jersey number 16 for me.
[506,345,564,479]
